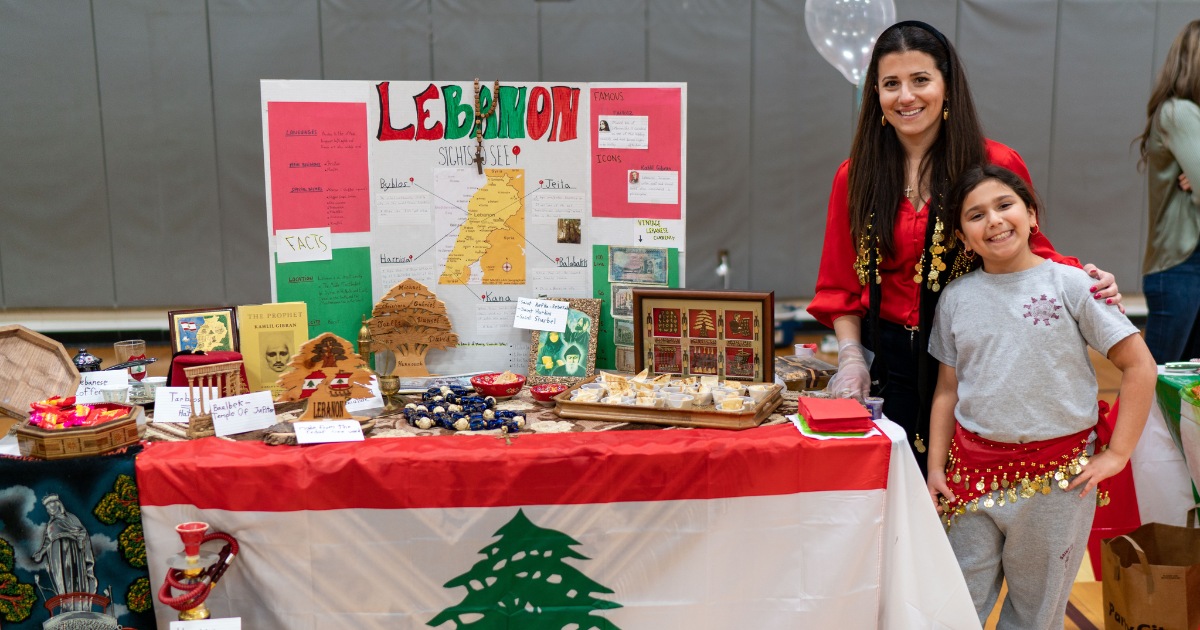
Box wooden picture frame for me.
[167,307,239,353]
[527,298,601,386]
[633,289,774,382]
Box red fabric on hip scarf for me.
[941,423,1097,526]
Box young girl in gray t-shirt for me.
[926,165,1156,629]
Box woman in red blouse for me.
[808,21,1121,471]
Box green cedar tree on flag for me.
[428,509,621,629]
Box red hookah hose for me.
[157,532,239,612]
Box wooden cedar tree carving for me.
[276,332,373,420]
[368,278,459,377]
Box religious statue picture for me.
[528,298,601,387]
[275,332,374,420]
[367,279,459,377]
[168,307,239,353]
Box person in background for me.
[807,20,1122,473]
[926,164,1155,629]
[1138,18,1200,364]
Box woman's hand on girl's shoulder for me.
[1082,264,1124,314]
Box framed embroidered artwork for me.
[633,289,774,382]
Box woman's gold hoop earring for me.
[881,115,887,127]
[1031,224,1039,236]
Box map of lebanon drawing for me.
[436,168,526,285]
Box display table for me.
[136,419,980,629]
[1129,371,1200,526]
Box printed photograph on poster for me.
[611,284,635,318]
[616,345,636,373]
[597,115,649,150]
[168,307,238,353]
[528,298,601,386]
[557,218,581,244]
[614,318,635,346]
[628,170,678,205]
[608,246,669,285]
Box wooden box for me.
[15,405,141,460]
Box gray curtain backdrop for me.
[1,0,1194,309]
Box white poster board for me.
[262,80,686,373]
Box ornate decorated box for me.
[15,404,141,460]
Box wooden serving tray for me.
[552,375,783,430]
[0,325,80,420]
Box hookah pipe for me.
[158,522,239,620]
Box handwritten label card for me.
[153,387,221,423]
[597,115,649,149]
[210,391,277,437]
[530,190,586,224]
[513,298,569,332]
[632,218,683,244]
[74,372,129,404]
[293,420,365,444]
[170,618,241,630]
[477,303,520,334]
[276,227,333,263]
[345,375,383,414]
[628,170,678,205]
[531,268,589,297]
[379,261,437,292]
[376,191,432,225]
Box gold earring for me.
[881,115,887,127]
[943,106,949,121]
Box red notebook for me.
[797,397,874,433]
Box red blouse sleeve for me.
[986,140,1082,268]
[807,160,867,329]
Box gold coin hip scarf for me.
[938,424,1107,528]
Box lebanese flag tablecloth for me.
[136,420,979,629]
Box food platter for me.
[552,374,782,430]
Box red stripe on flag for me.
[136,425,891,511]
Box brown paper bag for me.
[1101,508,1200,630]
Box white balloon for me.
[805,0,897,85]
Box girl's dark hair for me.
[847,21,986,256]
[948,164,1041,253]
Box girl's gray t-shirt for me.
[929,260,1138,443]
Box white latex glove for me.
[826,339,872,401]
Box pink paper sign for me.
[268,101,371,233]
[591,87,682,220]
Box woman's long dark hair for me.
[1138,19,1200,169]
[848,22,986,257]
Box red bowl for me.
[470,372,527,398]
[530,382,569,403]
